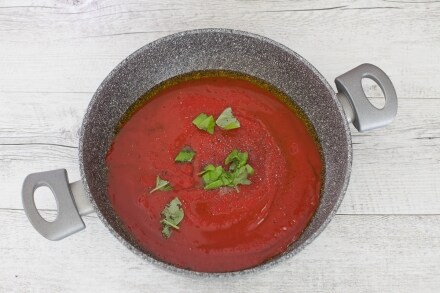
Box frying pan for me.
[22,29,397,276]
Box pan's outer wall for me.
[79,29,352,276]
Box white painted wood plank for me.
[1,210,439,293]
[0,0,439,292]
[1,94,439,214]
[0,93,89,147]
[0,0,439,99]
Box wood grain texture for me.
[1,210,439,293]
[0,0,439,98]
[1,95,439,214]
[1,0,439,292]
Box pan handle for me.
[22,169,93,241]
[335,63,397,132]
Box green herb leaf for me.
[192,113,215,134]
[175,146,196,163]
[202,165,224,185]
[245,164,254,175]
[225,149,248,171]
[232,165,252,186]
[162,225,171,238]
[216,107,240,130]
[198,149,254,191]
[204,180,224,190]
[161,197,184,238]
[150,176,172,194]
[198,164,216,175]
[220,171,234,186]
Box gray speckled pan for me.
[22,29,397,276]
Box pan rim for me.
[79,28,353,277]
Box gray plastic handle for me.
[335,63,398,132]
[22,169,93,241]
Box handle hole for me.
[34,186,58,222]
[362,77,385,109]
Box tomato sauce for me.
[106,73,323,272]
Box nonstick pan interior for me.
[79,29,352,275]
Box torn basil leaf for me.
[245,164,254,175]
[198,149,254,191]
[232,165,252,186]
[204,180,224,190]
[175,146,196,163]
[192,113,215,134]
[198,164,216,175]
[216,107,240,130]
[150,176,172,194]
[225,149,248,171]
[161,197,184,238]
[201,165,225,185]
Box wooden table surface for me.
[1,0,439,292]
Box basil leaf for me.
[216,107,240,130]
[245,164,254,175]
[175,146,196,163]
[161,197,184,238]
[202,166,224,184]
[204,180,224,190]
[225,149,248,171]
[192,113,215,134]
[232,166,252,186]
[198,164,216,175]
[150,176,172,194]
[162,225,171,238]
[198,149,254,191]
[220,171,233,186]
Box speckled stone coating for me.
[79,28,352,277]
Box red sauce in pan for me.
[106,73,323,272]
